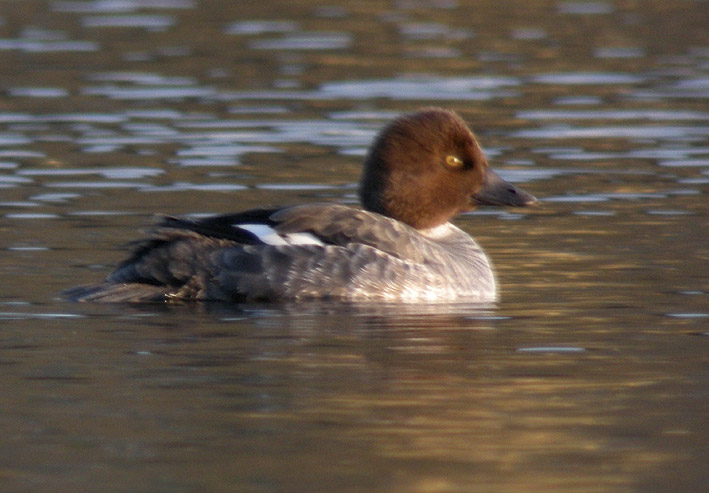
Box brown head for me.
[359,108,536,229]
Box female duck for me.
[66,108,536,303]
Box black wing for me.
[157,207,282,244]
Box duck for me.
[65,108,536,303]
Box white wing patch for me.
[237,223,324,246]
[282,232,324,245]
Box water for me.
[1,0,708,491]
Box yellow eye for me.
[445,155,464,168]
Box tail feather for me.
[62,283,170,303]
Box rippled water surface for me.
[1,1,707,491]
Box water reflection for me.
[81,14,176,30]
[320,76,519,99]
[0,38,98,52]
[208,299,497,324]
[250,32,352,50]
[557,1,614,15]
[53,0,195,13]
[512,125,709,140]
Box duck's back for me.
[64,204,496,303]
